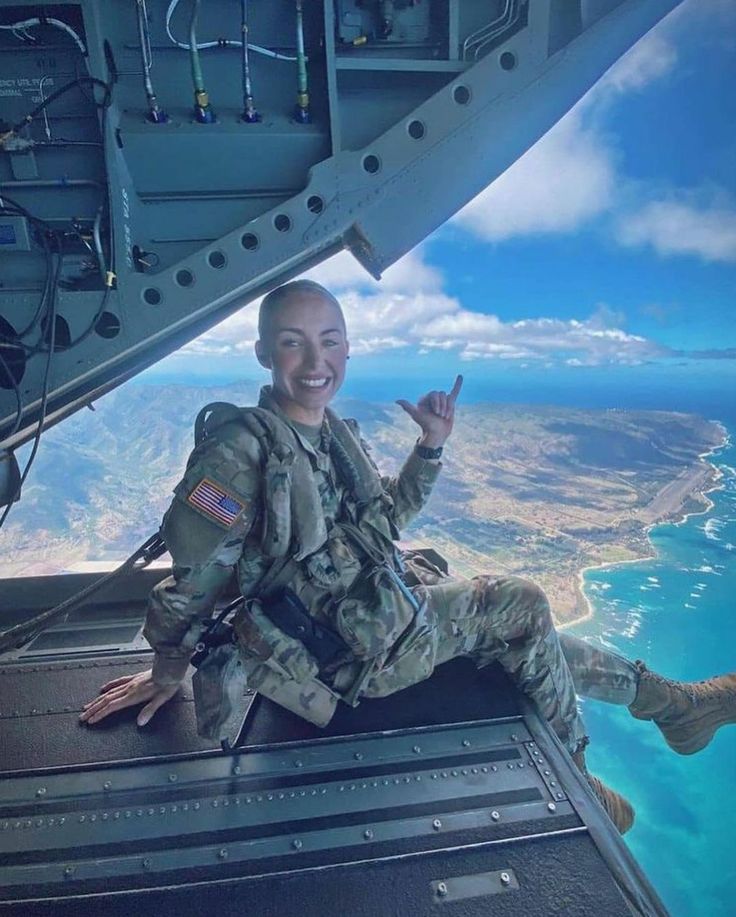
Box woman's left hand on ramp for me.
[79,669,181,727]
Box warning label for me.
[0,76,55,99]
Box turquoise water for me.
[573,426,736,917]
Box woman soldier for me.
[82,280,736,834]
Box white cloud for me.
[181,248,455,359]
[304,247,442,292]
[596,33,677,95]
[357,294,669,365]
[453,21,681,245]
[454,13,734,270]
[341,289,462,355]
[182,244,667,367]
[454,109,615,241]
[423,310,667,366]
[617,197,736,263]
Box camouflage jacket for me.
[145,386,442,686]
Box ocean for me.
[344,368,736,917]
[573,420,736,917]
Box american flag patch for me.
[187,478,245,527]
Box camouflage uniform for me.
[145,386,638,753]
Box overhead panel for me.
[0,0,682,467]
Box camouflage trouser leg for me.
[558,632,639,706]
[363,575,587,755]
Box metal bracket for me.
[432,867,519,903]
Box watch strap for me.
[415,441,443,460]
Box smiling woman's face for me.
[255,292,350,425]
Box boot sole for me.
[658,712,736,756]
[586,775,635,834]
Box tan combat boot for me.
[629,661,736,755]
[571,747,635,834]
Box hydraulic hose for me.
[165,0,299,60]
[135,0,168,122]
[189,0,215,122]
[294,0,310,124]
[240,0,259,122]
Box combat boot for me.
[571,747,635,834]
[629,661,736,755]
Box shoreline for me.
[560,423,731,631]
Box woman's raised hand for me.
[79,669,180,727]
[396,375,463,448]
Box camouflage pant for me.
[361,575,639,755]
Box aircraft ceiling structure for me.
[0,0,682,509]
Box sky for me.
[146,0,736,401]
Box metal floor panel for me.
[0,577,667,916]
[0,655,222,772]
[2,832,633,917]
[244,657,522,746]
[0,713,606,908]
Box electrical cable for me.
[17,237,53,341]
[0,532,167,655]
[64,283,113,350]
[0,16,87,55]
[189,0,205,93]
[0,202,54,353]
[92,202,107,281]
[0,349,23,439]
[0,193,54,230]
[0,244,61,530]
[165,0,301,61]
[0,170,113,347]
[5,76,111,138]
[0,63,114,459]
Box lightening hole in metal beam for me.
[41,314,71,351]
[453,84,471,105]
[408,120,426,140]
[175,269,195,288]
[143,287,163,306]
[362,154,381,174]
[307,195,324,214]
[95,312,121,339]
[274,213,292,233]
[241,232,260,251]
[208,250,227,269]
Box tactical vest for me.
[193,399,427,727]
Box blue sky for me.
[149,0,735,396]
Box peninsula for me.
[1,383,726,627]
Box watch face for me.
[416,443,443,459]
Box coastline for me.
[559,421,730,632]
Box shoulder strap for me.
[237,406,295,461]
[194,402,243,446]
[194,403,288,465]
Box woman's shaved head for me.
[258,280,345,344]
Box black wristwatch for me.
[415,441,443,460]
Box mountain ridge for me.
[2,381,725,624]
